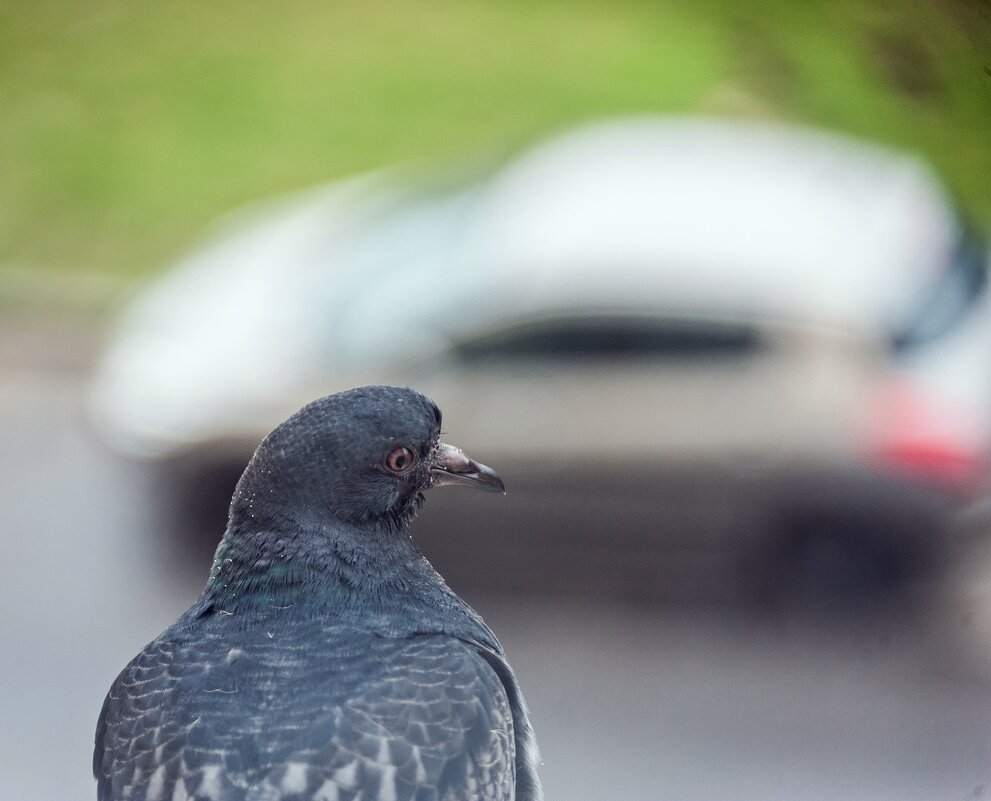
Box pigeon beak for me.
[428,442,506,494]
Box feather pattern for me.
[96,608,520,801]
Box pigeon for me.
[94,385,541,801]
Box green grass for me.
[0,0,989,291]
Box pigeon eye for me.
[384,446,416,475]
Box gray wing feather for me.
[471,643,543,801]
[95,625,515,801]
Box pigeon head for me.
[228,385,504,534]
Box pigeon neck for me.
[203,515,456,619]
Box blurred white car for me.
[91,117,991,601]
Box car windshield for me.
[892,221,989,351]
[454,315,761,362]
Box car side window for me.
[892,221,989,352]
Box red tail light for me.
[868,381,987,494]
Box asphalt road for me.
[3,353,991,801]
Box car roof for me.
[324,118,962,366]
[445,117,958,329]
[114,117,964,374]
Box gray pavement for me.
[2,361,991,801]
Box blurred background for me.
[3,2,991,799]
